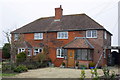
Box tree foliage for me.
[2,43,11,59]
[16,52,26,63]
[33,53,46,64]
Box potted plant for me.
[62,62,65,68]
[75,62,79,69]
[89,62,96,69]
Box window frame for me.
[104,31,107,39]
[34,33,43,40]
[57,32,68,39]
[14,34,19,41]
[27,48,32,56]
[34,48,43,55]
[75,49,93,61]
[18,48,25,54]
[86,30,97,38]
[56,49,64,58]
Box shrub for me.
[2,43,11,59]
[80,70,86,80]
[62,62,65,66]
[2,63,11,72]
[89,62,96,67]
[33,53,46,64]
[14,65,28,73]
[26,64,37,69]
[76,62,79,66]
[80,65,87,69]
[16,52,26,63]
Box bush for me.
[26,64,36,69]
[2,63,11,72]
[76,62,79,66]
[33,53,46,64]
[17,52,26,63]
[14,65,28,73]
[80,65,87,69]
[89,62,96,67]
[2,43,11,59]
[62,62,65,66]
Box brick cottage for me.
[11,5,112,68]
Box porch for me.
[63,37,94,68]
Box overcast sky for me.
[0,0,119,47]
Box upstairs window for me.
[104,31,107,39]
[14,34,19,41]
[34,48,42,55]
[34,33,43,40]
[86,30,97,38]
[56,49,64,58]
[18,48,25,54]
[57,32,68,39]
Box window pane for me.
[57,32,68,39]
[87,31,91,37]
[34,33,43,39]
[57,49,60,56]
[92,30,97,37]
[77,49,82,60]
[82,49,87,60]
[14,34,19,40]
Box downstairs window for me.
[75,49,93,60]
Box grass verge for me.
[0,73,17,77]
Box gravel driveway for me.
[8,67,119,78]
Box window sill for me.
[57,38,68,39]
[86,37,97,38]
[56,57,64,59]
[34,39,43,40]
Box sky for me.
[0,0,119,47]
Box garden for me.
[2,51,51,77]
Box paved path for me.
[6,67,119,78]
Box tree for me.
[33,53,46,64]
[2,43,11,59]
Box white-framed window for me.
[34,48,42,55]
[14,34,19,41]
[104,31,107,39]
[18,48,25,54]
[57,32,68,39]
[86,30,97,38]
[56,49,64,58]
[34,33,43,40]
[27,48,32,56]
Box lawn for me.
[0,73,17,77]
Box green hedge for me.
[14,65,28,73]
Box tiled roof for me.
[11,14,110,34]
[63,37,94,49]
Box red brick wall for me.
[12,30,111,67]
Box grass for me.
[0,73,17,77]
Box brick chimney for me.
[55,5,63,20]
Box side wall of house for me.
[103,31,112,66]
[87,30,104,67]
